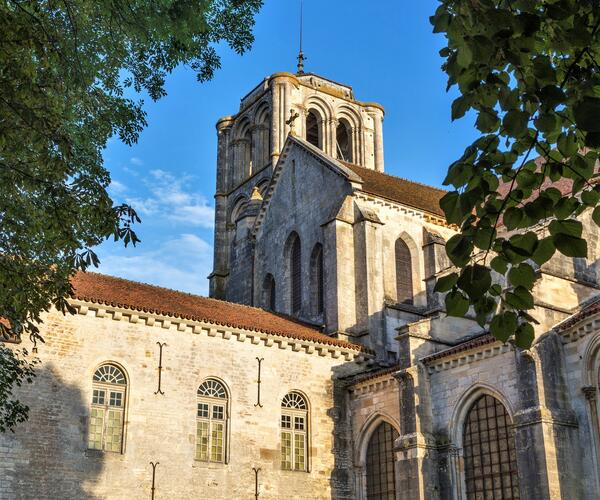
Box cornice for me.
[70,299,370,362]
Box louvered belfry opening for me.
[366,422,398,500]
[336,119,352,163]
[311,244,324,315]
[395,238,414,305]
[463,395,520,500]
[290,234,302,314]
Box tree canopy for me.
[431,0,600,348]
[0,0,262,431]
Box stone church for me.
[2,69,600,500]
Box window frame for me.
[395,238,414,305]
[280,391,310,472]
[462,394,520,500]
[196,378,230,464]
[365,421,398,500]
[88,363,128,454]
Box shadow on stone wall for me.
[0,363,103,499]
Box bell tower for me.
[209,71,385,302]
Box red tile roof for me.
[70,272,365,351]
[557,297,600,331]
[342,163,447,217]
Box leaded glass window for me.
[281,392,308,471]
[366,422,398,500]
[395,239,413,305]
[196,379,228,463]
[88,363,126,453]
[463,395,520,499]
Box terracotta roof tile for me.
[557,296,600,331]
[341,163,447,217]
[70,272,365,352]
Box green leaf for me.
[557,132,578,157]
[457,44,473,68]
[434,273,459,293]
[581,189,600,206]
[491,256,509,274]
[440,191,463,224]
[474,226,496,250]
[504,207,524,230]
[531,237,556,265]
[548,219,582,238]
[446,234,473,267]
[445,290,470,317]
[593,206,600,226]
[514,322,535,349]
[490,312,518,342]
[452,95,472,120]
[552,233,588,258]
[503,110,529,137]
[505,286,534,310]
[508,263,537,289]
[457,265,492,299]
[574,97,600,132]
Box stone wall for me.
[0,304,362,500]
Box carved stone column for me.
[582,385,600,492]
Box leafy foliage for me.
[431,0,600,346]
[0,0,262,430]
[0,346,38,432]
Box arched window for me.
[243,127,253,177]
[196,379,229,463]
[395,238,414,305]
[88,363,127,453]
[336,119,352,163]
[310,243,324,316]
[366,422,398,499]
[306,111,321,149]
[263,273,276,311]
[289,233,302,314]
[463,395,520,499]
[281,392,308,471]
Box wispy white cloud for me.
[130,157,144,166]
[98,234,213,295]
[124,169,214,228]
[108,180,128,194]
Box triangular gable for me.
[251,134,364,236]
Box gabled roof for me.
[557,295,600,331]
[70,272,365,351]
[341,162,447,217]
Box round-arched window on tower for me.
[306,111,321,149]
[336,119,353,163]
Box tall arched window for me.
[288,233,302,315]
[306,111,321,149]
[463,395,520,499]
[336,119,352,163]
[263,273,276,311]
[196,379,229,463]
[366,422,398,499]
[395,238,414,305]
[88,363,127,453]
[310,243,324,316]
[243,128,253,177]
[281,392,309,471]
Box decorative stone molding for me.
[424,341,512,374]
[71,299,368,362]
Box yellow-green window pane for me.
[196,421,209,461]
[88,408,104,450]
[281,431,292,470]
[105,409,123,452]
[294,433,306,470]
[211,422,224,462]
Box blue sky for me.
[97,0,479,295]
